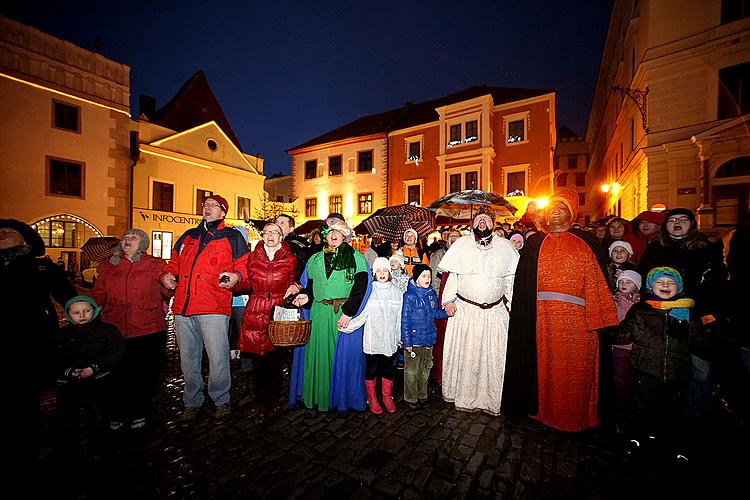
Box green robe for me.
[303,249,367,411]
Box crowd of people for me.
[3,186,749,475]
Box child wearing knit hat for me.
[607,240,637,291]
[611,269,642,426]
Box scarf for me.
[0,244,31,268]
[323,242,356,281]
[643,293,695,320]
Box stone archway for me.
[29,213,103,277]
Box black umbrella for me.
[80,237,120,262]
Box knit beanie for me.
[208,195,229,214]
[616,270,642,291]
[403,228,418,242]
[64,294,101,323]
[372,257,390,274]
[412,263,431,280]
[110,228,149,264]
[608,240,633,256]
[389,254,404,269]
[646,266,684,293]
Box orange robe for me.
[534,232,618,432]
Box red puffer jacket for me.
[91,254,168,339]
[236,241,297,354]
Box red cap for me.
[207,195,229,215]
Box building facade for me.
[0,16,131,269]
[586,0,750,232]
[554,127,592,225]
[288,86,556,229]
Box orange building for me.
[289,85,556,228]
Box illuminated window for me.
[408,141,421,162]
[407,185,421,205]
[465,171,478,190]
[196,189,213,214]
[47,157,84,198]
[152,231,173,260]
[507,120,525,143]
[357,151,373,172]
[329,155,342,176]
[329,195,342,215]
[449,124,462,145]
[304,160,317,179]
[358,193,373,214]
[305,198,317,217]
[465,120,478,142]
[52,100,80,133]
[237,196,251,220]
[36,220,77,247]
[152,181,174,212]
[449,173,461,193]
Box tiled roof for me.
[288,85,553,151]
[150,70,243,150]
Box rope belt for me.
[537,291,586,306]
[456,293,508,311]
[318,298,348,314]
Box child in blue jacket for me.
[401,264,450,408]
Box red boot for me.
[365,379,383,415]
[381,378,397,413]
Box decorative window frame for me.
[357,192,374,215]
[51,99,81,134]
[446,111,481,148]
[305,197,318,218]
[149,177,176,212]
[403,178,425,206]
[502,163,530,196]
[503,111,530,146]
[404,134,424,164]
[46,156,85,199]
[357,150,375,173]
[303,159,318,180]
[328,155,343,177]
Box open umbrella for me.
[358,204,435,242]
[80,236,120,262]
[427,189,517,219]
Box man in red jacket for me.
[160,195,248,421]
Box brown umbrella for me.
[427,189,517,219]
[359,204,435,242]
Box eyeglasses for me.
[261,231,281,236]
[666,216,690,223]
[202,202,221,209]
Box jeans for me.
[686,354,712,417]
[175,314,231,407]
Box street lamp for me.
[600,183,610,193]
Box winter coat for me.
[57,317,124,381]
[618,302,700,382]
[613,290,640,324]
[401,280,448,348]
[343,280,403,355]
[91,254,168,339]
[394,245,428,276]
[606,261,637,292]
[163,220,249,316]
[235,242,297,354]
[285,232,310,279]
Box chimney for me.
[139,94,156,119]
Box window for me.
[568,156,578,169]
[196,189,214,214]
[329,155,342,176]
[407,185,421,205]
[237,196,251,220]
[721,0,750,23]
[506,171,526,195]
[507,120,525,143]
[718,61,750,119]
[52,100,80,132]
[449,124,462,145]
[408,141,421,161]
[275,195,284,202]
[152,231,173,260]
[557,173,568,187]
[465,171,478,190]
[358,193,373,215]
[329,195,342,215]
[206,139,218,151]
[578,193,586,207]
[358,151,373,172]
[152,181,174,212]
[304,160,317,179]
[575,173,586,186]
[305,198,317,217]
[36,220,77,247]
[47,158,84,198]
[449,173,461,193]
[465,120,478,142]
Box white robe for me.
[438,234,519,415]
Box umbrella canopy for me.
[294,219,325,235]
[358,204,435,242]
[427,189,517,219]
[80,237,120,262]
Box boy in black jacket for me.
[56,295,124,457]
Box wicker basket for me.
[268,319,312,347]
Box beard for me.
[473,227,493,246]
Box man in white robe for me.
[440,212,519,415]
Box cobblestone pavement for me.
[37,332,748,499]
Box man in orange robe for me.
[502,188,619,432]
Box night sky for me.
[2,0,613,176]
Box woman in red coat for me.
[91,228,169,430]
[236,222,297,417]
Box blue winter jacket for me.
[401,279,448,348]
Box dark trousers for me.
[56,378,110,455]
[631,371,688,450]
[111,331,166,422]
[365,353,396,381]
[251,350,284,408]
[229,306,244,351]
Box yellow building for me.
[586,1,750,232]
[0,16,131,269]
[131,71,266,256]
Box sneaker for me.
[130,418,146,429]
[215,404,231,420]
[110,421,124,431]
[181,406,201,422]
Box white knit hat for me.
[608,240,633,256]
[372,257,390,274]
[616,270,642,290]
[403,228,418,242]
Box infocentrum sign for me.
[132,208,246,233]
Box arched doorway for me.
[30,213,103,279]
[713,156,750,226]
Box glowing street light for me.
[600,183,611,193]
